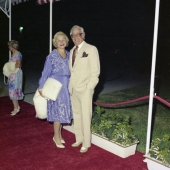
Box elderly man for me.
[69,25,100,153]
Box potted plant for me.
[91,106,139,158]
[144,134,170,170]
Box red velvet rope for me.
[154,96,170,107]
[93,95,170,108]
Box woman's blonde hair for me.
[8,40,19,50]
[53,31,69,47]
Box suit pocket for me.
[75,85,87,93]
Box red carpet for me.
[0,96,148,170]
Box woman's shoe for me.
[53,137,65,148]
[61,139,65,144]
[10,109,20,116]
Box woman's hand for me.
[15,60,21,68]
[38,89,45,98]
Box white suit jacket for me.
[69,41,100,94]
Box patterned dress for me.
[8,52,24,100]
[38,50,72,123]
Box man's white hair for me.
[70,25,85,36]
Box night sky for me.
[0,0,170,78]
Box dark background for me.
[0,0,170,79]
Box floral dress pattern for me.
[8,52,24,100]
[38,50,73,123]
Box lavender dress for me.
[38,50,72,123]
[8,52,24,100]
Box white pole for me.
[49,0,52,53]
[9,0,11,59]
[145,0,160,154]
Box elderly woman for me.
[8,40,24,116]
[38,32,72,148]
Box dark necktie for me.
[72,46,78,66]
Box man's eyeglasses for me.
[71,33,83,38]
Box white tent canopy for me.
[0,0,161,156]
[0,0,28,17]
[0,0,54,54]
[0,0,28,59]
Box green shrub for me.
[92,106,138,146]
[149,134,170,166]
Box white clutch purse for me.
[42,78,62,101]
[33,89,47,119]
